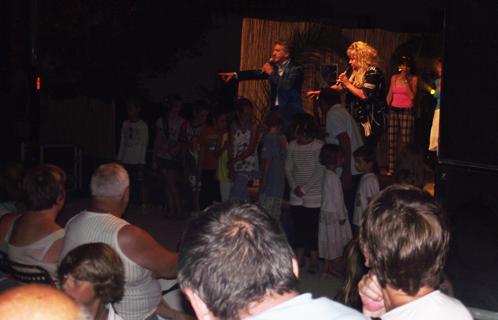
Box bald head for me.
[0,284,90,320]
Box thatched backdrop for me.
[238,18,416,119]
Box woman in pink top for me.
[386,55,418,175]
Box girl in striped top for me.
[285,114,324,273]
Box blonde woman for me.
[308,41,387,146]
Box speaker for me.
[436,165,498,311]
[439,0,498,170]
[438,1,498,311]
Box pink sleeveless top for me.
[391,78,413,109]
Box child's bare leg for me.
[309,250,319,273]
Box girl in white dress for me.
[352,146,380,236]
[318,144,352,278]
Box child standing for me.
[216,113,232,202]
[180,101,209,214]
[229,98,259,201]
[352,145,380,235]
[285,114,323,273]
[199,111,227,209]
[117,99,149,212]
[259,111,288,221]
[152,95,184,218]
[318,144,352,278]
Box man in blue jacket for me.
[220,39,304,132]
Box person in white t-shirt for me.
[358,184,472,320]
[117,99,149,212]
[320,91,364,229]
[178,202,365,320]
[351,146,379,236]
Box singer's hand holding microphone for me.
[261,57,275,75]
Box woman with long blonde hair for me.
[338,41,387,146]
[308,41,387,146]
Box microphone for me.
[268,57,275,65]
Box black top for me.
[347,66,387,127]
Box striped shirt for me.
[285,139,324,208]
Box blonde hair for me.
[347,41,380,87]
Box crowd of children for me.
[115,92,435,281]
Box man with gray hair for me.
[60,163,179,320]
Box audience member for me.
[7,164,66,278]
[0,162,25,217]
[152,94,184,218]
[394,144,433,190]
[386,55,418,175]
[351,146,379,235]
[117,98,149,213]
[178,202,365,320]
[59,243,125,320]
[59,163,180,320]
[285,114,323,273]
[215,111,232,202]
[358,184,472,319]
[0,284,90,320]
[258,111,287,220]
[198,111,226,209]
[180,101,209,213]
[335,239,367,311]
[228,98,260,201]
[318,144,352,279]
[0,163,25,251]
[428,58,442,153]
[321,91,364,228]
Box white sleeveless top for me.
[60,211,161,320]
[7,227,64,277]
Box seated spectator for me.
[59,163,183,320]
[358,184,472,319]
[0,162,25,251]
[7,164,66,277]
[178,202,365,320]
[335,239,367,311]
[0,284,90,320]
[0,162,25,217]
[58,242,125,320]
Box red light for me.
[36,76,41,91]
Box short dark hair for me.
[353,146,377,165]
[359,184,449,295]
[234,97,253,112]
[126,98,141,109]
[293,113,318,139]
[58,243,124,305]
[178,202,298,320]
[192,99,209,114]
[395,144,432,189]
[319,144,344,167]
[265,111,283,128]
[23,165,66,211]
[274,39,292,57]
